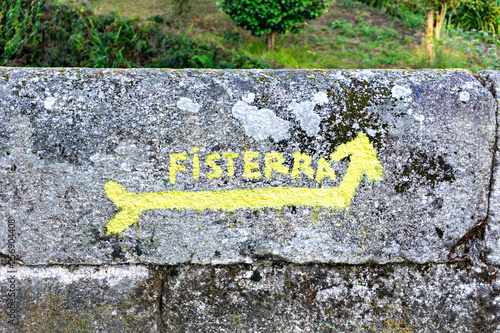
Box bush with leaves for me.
[218,0,333,49]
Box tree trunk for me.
[425,9,434,64]
[435,5,446,41]
[267,31,276,50]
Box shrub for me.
[219,0,333,49]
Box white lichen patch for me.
[288,91,328,136]
[288,101,320,136]
[391,85,412,99]
[459,91,470,102]
[0,266,150,287]
[365,128,377,137]
[313,91,329,105]
[177,97,200,113]
[242,92,255,104]
[232,101,290,141]
[44,97,57,110]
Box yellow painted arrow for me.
[104,132,384,234]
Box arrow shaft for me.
[105,174,362,235]
[131,186,350,212]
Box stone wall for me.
[0,68,499,332]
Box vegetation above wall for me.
[0,0,269,68]
[1,0,499,70]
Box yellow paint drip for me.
[310,207,321,226]
[104,132,384,234]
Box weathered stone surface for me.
[0,265,160,332]
[161,263,500,332]
[0,68,495,265]
[482,70,500,266]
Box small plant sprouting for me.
[323,321,340,332]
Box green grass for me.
[435,28,500,70]
[241,17,415,69]
[76,0,174,18]
[355,0,426,28]
[322,321,340,332]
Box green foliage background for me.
[453,0,500,33]
[0,0,269,68]
[358,0,500,33]
[1,0,500,70]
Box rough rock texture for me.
[0,68,499,332]
[161,263,500,332]
[0,265,160,332]
[0,68,495,265]
[482,70,500,265]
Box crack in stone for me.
[157,267,166,333]
[448,73,499,266]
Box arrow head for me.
[104,180,143,235]
[330,131,385,183]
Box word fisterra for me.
[169,149,338,184]
[104,132,384,234]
